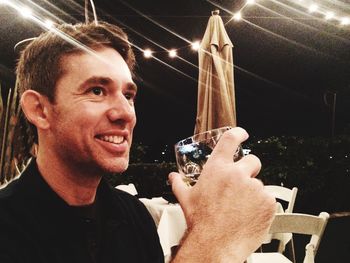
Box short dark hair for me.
[16,21,135,102]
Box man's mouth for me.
[96,135,125,144]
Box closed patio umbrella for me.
[0,84,3,121]
[194,10,236,134]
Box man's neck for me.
[36,151,102,206]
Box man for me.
[0,22,275,263]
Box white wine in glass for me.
[174,126,244,186]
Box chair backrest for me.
[269,212,330,261]
[265,185,298,213]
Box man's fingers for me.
[168,172,190,206]
[234,154,262,178]
[208,127,249,164]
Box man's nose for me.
[106,96,136,125]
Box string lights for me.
[0,0,349,62]
[141,41,200,59]
[232,0,349,27]
[1,1,46,25]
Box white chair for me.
[247,212,330,263]
[265,185,298,213]
[115,183,138,196]
[263,185,298,260]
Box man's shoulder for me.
[0,161,38,217]
[101,183,152,220]
[0,181,14,195]
[0,178,22,205]
[109,186,145,209]
[0,179,26,233]
[0,162,35,204]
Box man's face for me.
[47,47,137,175]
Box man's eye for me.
[91,87,104,96]
[124,92,136,102]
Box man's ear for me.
[20,90,51,130]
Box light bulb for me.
[340,17,349,25]
[143,49,153,58]
[325,12,334,20]
[233,12,242,21]
[20,7,32,18]
[191,41,200,51]
[44,19,54,29]
[169,49,177,58]
[308,4,318,13]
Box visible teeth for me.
[111,136,121,143]
[100,135,124,144]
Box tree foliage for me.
[109,136,350,213]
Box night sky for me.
[1,0,349,153]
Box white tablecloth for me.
[140,198,290,262]
[140,197,187,263]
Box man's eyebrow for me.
[78,76,112,91]
[77,76,137,93]
[126,82,138,93]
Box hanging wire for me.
[14,37,37,52]
[84,0,89,24]
[85,0,98,25]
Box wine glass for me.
[174,126,244,186]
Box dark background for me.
[1,2,349,261]
[1,0,350,156]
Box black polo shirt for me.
[0,160,164,263]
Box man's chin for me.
[100,158,129,174]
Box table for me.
[140,197,187,263]
[115,184,290,262]
[139,199,287,262]
[115,184,187,261]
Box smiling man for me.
[0,22,163,263]
[31,48,137,205]
[0,22,275,263]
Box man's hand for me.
[169,127,276,263]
